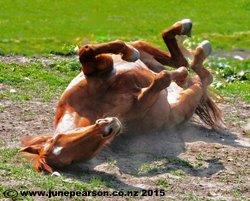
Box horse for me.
[21,19,222,173]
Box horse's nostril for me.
[96,119,101,124]
[96,119,107,124]
[107,127,113,135]
[103,126,114,137]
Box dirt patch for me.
[0,55,76,66]
[213,49,250,60]
[0,48,249,67]
[0,100,56,147]
[0,98,249,200]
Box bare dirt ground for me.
[213,49,250,60]
[0,48,249,64]
[0,98,249,200]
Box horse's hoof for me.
[122,45,140,62]
[179,19,192,37]
[129,46,140,62]
[198,40,212,58]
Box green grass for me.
[155,179,171,190]
[0,59,80,101]
[0,0,249,55]
[219,81,250,102]
[207,58,250,102]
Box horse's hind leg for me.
[79,40,140,76]
[131,41,171,72]
[169,41,220,127]
[162,19,192,68]
[131,19,192,72]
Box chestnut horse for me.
[21,19,222,173]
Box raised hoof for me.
[122,45,140,62]
[178,19,192,37]
[197,40,212,58]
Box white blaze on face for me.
[52,146,63,156]
[55,112,77,134]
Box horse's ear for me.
[20,134,55,173]
[21,135,52,147]
[20,144,54,173]
[20,147,53,173]
[20,134,52,154]
[20,145,41,155]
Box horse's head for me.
[21,117,122,173]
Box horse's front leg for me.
[79,40,140,76]
[136,67,188,113]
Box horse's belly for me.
[137,82,183,132]
[167,82,183,104]
[55,112,77,134]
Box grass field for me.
[0,1,250,200]
[0,59,79,101]
[0,0,249,102]
[0,0,249,55]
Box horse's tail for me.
[195,93,223,129]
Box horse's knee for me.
[79,45,95,63]
[153,70,172,91]
[82,54,114,76]
[203,71,213,86]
